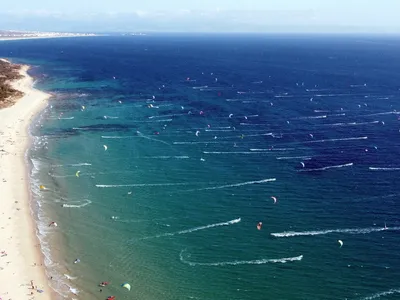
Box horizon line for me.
[2,29,400,36]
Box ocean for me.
[1,34,400,300]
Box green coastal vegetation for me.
[0,60,23,108]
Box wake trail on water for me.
[143,156,189,159]
[360,111,400,117]
[203,151,272,154]
[250,148,295,151]
[52,163,92,167]
[50,117,75,120]
[131,119,173,123]
[137,218,241,240]
[239,123,269,126]
[297,163,353,172]
[182,178,276,192]
[219,133,273,139]
[302,137,367,144]
[179,250,303,267]
[271,226,400,237]
[369,167,400,171]
[62,199,92,208]
[318,121,380,127]
[276,156,313,160]
[136,131,170,145]
[174,141,232,144]
[96,182,206,188]
[359,289,400,300]
[293,115,327,120]
[101,136,136,139]
[148,113,187,119]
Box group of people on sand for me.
[29,280,44,296]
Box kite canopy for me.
[121,283,131,291]
[39,185,46,190]
[338,240,343,247]
[75,171,80,177]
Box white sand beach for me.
[0,59,54,299]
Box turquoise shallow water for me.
[1,35,400,300]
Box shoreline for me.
[0,35,99,42]
[0,60,54,299]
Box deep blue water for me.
[1,34,400,300]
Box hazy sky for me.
[1,0,400,33]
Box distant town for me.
[0,30,97,40]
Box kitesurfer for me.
[257,222,262,230]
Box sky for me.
[1,0,400,33]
